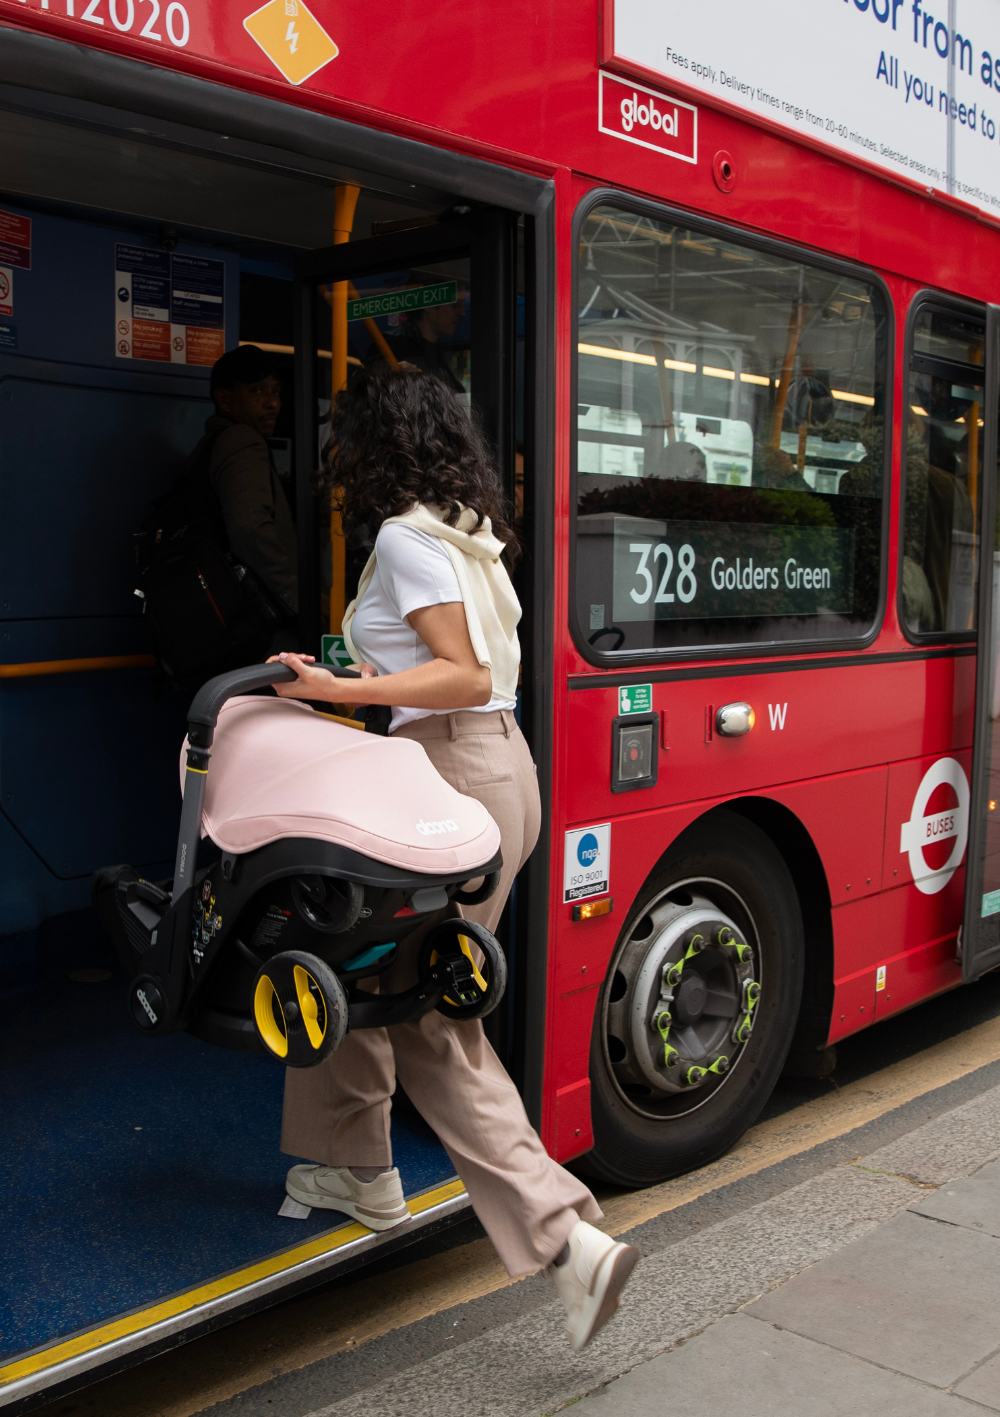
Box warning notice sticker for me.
[0,211,31,270]
[114,244,226,366]
[243,0,339,87]
[0,267,12,320]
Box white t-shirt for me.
[349,523,517,733]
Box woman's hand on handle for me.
[266,605,490,711]
[264,653,347,703]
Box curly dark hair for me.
[321,363,518,560]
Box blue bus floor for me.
[0,921,453,1364]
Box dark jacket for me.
[194,414,298,616]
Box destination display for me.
[612,518,855,622]
[612,0,1000,220]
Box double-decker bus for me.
[4,0,1000,1405]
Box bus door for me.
[962,305,1000,980]
[287,204,527,1056]
[290,207,517,650]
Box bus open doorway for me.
[0,93,538,1410]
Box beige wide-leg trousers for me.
[281,709,602,1276]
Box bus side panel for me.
[561,660,975,830]
[546,724,977,1157]
[826,895,883,1044]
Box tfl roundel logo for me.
[577,832,601,868]
[899,757,970,896]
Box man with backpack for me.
[196,344,298,624]
[136,345,299,691]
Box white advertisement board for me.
[612,0,1000,218]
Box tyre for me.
[252,949,348,1067]
[586,810,805,1186]
[419,918,508,1021]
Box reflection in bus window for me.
[574,205,887,654]
[901,307,983,637]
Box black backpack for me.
[133,464,281,692]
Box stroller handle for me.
[187,662,361,734]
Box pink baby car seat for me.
[98,664,505,1066]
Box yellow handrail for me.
[0,655,156,680]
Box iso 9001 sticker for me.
[564,824,611,903]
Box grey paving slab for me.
[955,1349,1000,1410]
[568,1313,979,1417]
[748,1209,1000,1388]
[282,1166,916,1417]
[860,1084,1000,1185]
[910,1165,1000,1237]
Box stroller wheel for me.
[252,951,348,1067]
[419,919,507,1021]
[291,876,365,934]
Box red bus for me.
[3,0,1000,1405]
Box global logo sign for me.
[598,72,698,165]
[577,832,601,868]
[899,757,970,896]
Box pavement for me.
[195,1066,1000,1417]
[573,1100,1000,1417]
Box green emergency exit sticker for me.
[619,684,652,716]
[347,280,458,323]
[982,889,1000,918]
[321,634,353,669]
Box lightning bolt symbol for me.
[285,20,300,53]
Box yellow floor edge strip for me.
[0,1179,466,1386]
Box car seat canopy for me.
[182,697,502,874]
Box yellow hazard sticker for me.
[876,965,887,992]
[243,0,339,87]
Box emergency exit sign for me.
[321,634,353,669]
[348,281,458,322]
[619,684,652,715]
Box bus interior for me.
[0,98,530,1395]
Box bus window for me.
[573,203,887,656]
[900,304,984,638]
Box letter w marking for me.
[768,703,788,731]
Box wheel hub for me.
[604,890,761,1107]
[674,974,708,1025]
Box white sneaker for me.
[548,1220,639,1352]
[285,1165,410,1231]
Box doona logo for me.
[416,818,459,836]
[899,757,970,896]
[577,832,601,868]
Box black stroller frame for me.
[98,664,506,1067]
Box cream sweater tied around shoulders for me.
[340,503,522,702]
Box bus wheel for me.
[586,811,804,1186]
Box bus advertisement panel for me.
[611,0,1000,218]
